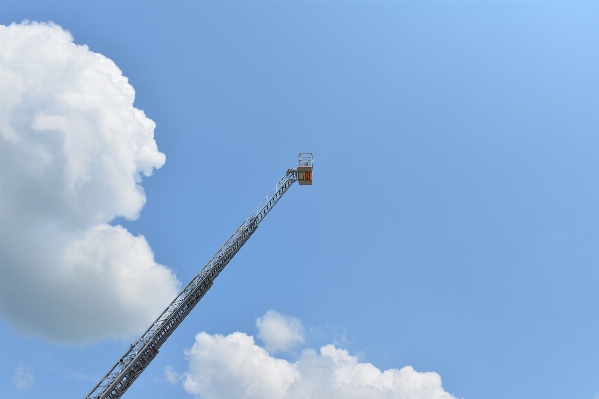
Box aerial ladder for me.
[85,153,313,399]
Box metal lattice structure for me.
[85,155,312,399]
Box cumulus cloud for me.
[169,312,457,399]
[256,309,305,354]
[13,363,34,390]
[0,21,179,343]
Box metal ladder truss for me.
[85,168,298,399]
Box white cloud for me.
[0,21,179,343]
[13,363,33,390]
[256,309,305,354]
[183,332,298,399]
[175,312,457,399]
[165,366,183,384]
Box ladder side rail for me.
[86,169,297,399]
[90,223,260,399]
[86,277,205,398]
[86,218,260,397]
[149,220,259,350]
[99,226,258,399]
[98,219,262,398]
[254,174,296,225]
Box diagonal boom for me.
[85,157,311,399]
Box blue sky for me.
[1,1,598,399]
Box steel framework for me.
[85,162,307,399]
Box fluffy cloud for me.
[183,332,297,399]
[0,21,179,343]
[169,312,457,399]
[256,309,305,354]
